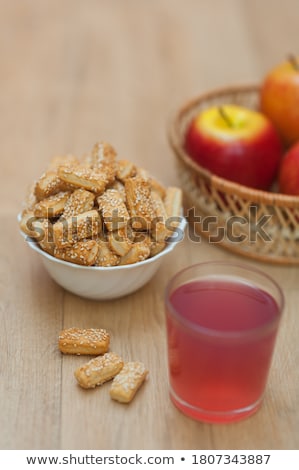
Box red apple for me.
[184,104,283,190]
[260,55,299,146]
[279,141,299,195]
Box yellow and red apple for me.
[279,141,299,195]
[260,56,299,146]
[184,104,283,190]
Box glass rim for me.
[165,260,285,339]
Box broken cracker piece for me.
[59,327,110,355]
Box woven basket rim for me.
[168,83,299,207]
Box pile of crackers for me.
[20,141,182,267]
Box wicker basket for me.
[168,84,299,264]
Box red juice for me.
[166,278,281,423]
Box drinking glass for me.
[165,261,284,423]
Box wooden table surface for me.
[1,0,299,450]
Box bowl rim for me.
[18,213,187,272]
[168,83,299,207]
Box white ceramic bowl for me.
[18,215,187,300]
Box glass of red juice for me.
[165,261,284,423]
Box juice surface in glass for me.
[166,277,281,423]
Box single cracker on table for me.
[109,361,148,403]
[74,352,124,389]
[58,328,110,355]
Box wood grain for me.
[0,0,298,450]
